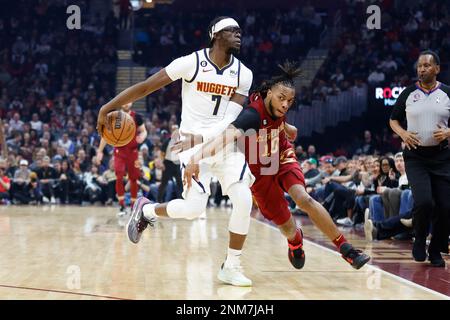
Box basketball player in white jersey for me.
[97,17,255,286]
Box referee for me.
[390,50,450,267]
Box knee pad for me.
[227,182,253,235]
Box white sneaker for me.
[50,197,56,204]
[400,218,412,228]
[42,196,50,204]
[364,209,373,242]
[337,217,353,226]
[117,206,128,217]
[217,264,252,287]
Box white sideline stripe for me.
[251,217,450,300]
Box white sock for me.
[142,203,158,220]
[224,248,242,268]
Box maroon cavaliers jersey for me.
[244,93,296,177]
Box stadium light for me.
[130,0,143,11]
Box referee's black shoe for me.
[412,239,427,262]
[429,251,445,267]
[340,243,371,269]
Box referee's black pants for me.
[157,160,183,203]
[403,145,450,254]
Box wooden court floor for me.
[0,205,448,300]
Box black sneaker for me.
[429,251,445,267]
[340,243,370,269]
[126,197,156,244]
[412,239,427,262]
[288,229,305,269]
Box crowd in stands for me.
[0,0,119,204]
[314,0,449,97]
[305,0,450,152]
[290,146,414,244]
[132,1,326,118]
[132,0,450,158]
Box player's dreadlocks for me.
[254,61,302,99]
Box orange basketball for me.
[101,110,136,147]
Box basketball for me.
[101,110,136,147]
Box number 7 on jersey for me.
[212,95,222,115]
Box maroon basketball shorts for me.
[114,148,140,179]
[251,162,305,225]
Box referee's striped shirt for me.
[390,82,450,146]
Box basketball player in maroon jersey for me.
[183,62,371,269]
[97,103,147,215]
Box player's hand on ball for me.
[183,161,199,189]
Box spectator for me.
[76,149,90,172]
[295,145,307,161]
[11,159,32,204]
[58,133,75,156]
[97,158,117,205]
[364,189,414,242]
[307,145,318,161]
[357,130,377,155]
[157,124,182,202]
[83,165,102,204]
[58,160,81,205]
[35,156,58,204]
[0,160,11,205]
[378,152,409,219]
[330,68,345,84]
[30,113,43,134]
[367,67,386,84]
[8,112,24,134]
[302,158,320,180]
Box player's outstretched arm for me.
[97,69,173,133]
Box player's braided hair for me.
[254,61,302,99]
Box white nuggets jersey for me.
[165,48,253,135]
